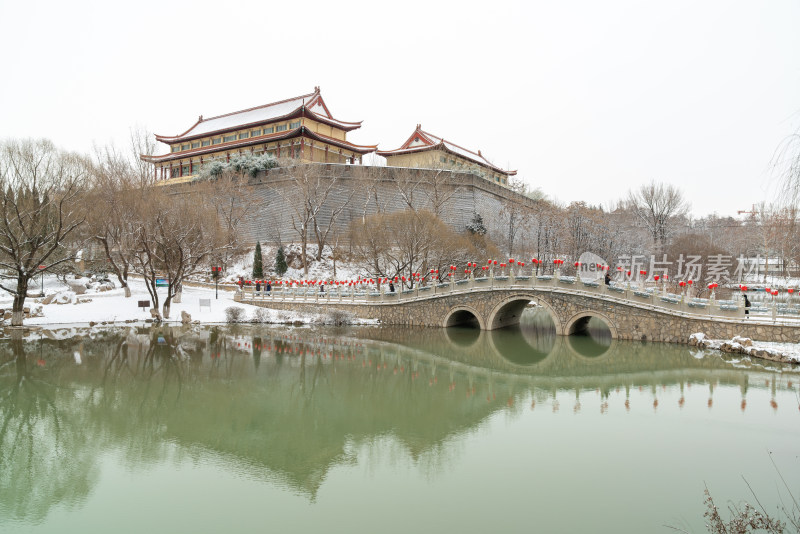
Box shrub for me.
[225,306,246,323]
[251,308,270,323]
[325,309,356,325]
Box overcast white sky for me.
[1,0,798,217]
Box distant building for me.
[142,87,377,183]
[377,125,516,187]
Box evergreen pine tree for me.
[275,246,288,277]
[252,241,264,278]
[466,212,487,235]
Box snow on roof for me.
[378,126,516,176]
[156,88,362,142]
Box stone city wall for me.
[174,164,536,246]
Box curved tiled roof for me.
[143,126,377,164]
[154,87,363,143]
[377,125,516,176]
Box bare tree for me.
[276,163,355,273]
[88,144,152,297]
[133,186,231,319]
[498,179,540,257]
[627,181,690,254]
[0,139,89,326]
[773,128,800,208]
[348,210,476,287]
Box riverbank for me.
[0,277,361,327]
[689,332,800,364]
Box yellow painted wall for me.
[384,149,509,186]
[169,118,350,154]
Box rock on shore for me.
[689,332,799,364]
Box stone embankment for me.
[689,333,799,364]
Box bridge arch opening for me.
[565,313,616,357]
[444,307,484,330]
[488,297,563,334]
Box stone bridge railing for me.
[236,273,800,324]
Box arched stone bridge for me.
[238,277,800,344]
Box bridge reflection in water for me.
[443,307,612,365]
[0,323,797,527]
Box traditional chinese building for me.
[142,87,377,183]
[376,125,516,187]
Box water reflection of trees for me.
[0,324,795,523]
[0,333,97,523]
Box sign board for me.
[199,298,211,311]
[138,300,150,310]
[155,278,169,287]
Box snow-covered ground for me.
[0,276,357,327]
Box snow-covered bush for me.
[321,309,355,326]
[225,306,247,323]
[200,153,278,180]
[251,308,270,323]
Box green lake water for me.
[1,313,798,533]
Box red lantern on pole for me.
[653,275,660,281]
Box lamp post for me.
[38,264,45,297]
[211,266,221,299]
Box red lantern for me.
[679,281,686,288]
[688,280,693,285]
[639,270,646,276]
[509,258,515,264]
[653,275,660,281]
[789,289,795,294]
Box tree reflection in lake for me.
[0,323,797,529]
[0,332,97,523]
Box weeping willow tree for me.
[0,139,89,326]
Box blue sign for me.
[156,278,169,287]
